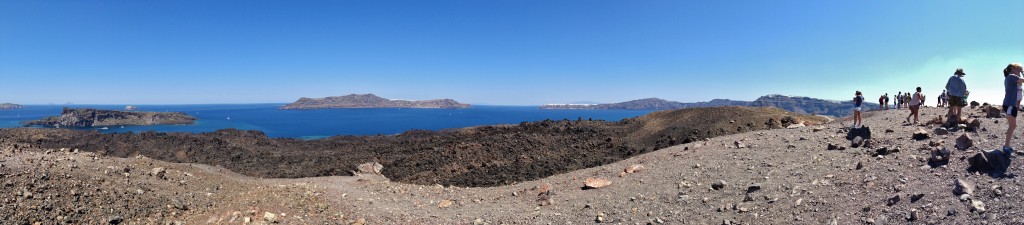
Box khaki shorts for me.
[949,96,966,107]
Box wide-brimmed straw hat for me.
[954,68,966,76]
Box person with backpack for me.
[1003,63,1024,155]
[853,91,864,127]
[906,87,923,124]
[946,68,969,123]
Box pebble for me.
[971,200,986,212]
[711,180,727,190]
[263,212,277,223]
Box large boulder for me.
[955,134,974,150]
[985,106,1002,118]
[966,118,981,132]
[968,149,1011,175]
[846,126,871,140]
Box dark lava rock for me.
[846,126,871,140]
[746,184,761,193]
[887,195,901,206]
[23,108,196,127]
[968,149,1011,175]
[108,215,124,224]
[955,133,974,150]
[966,118,981,132]
[712,180,727,190]
[851,136,865,148]
[874,147,899,156]
[912,129,929,140]
[910,193,925,202]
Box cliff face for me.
[750,95,880,117]
[280,94,471,109]
[541,95,877,117]
[23,108,197,127]
[0,103,24,110]
[541,98,750,110]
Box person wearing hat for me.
[945,68,968,124]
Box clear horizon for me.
[2,1,1022,105]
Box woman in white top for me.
[906,87,923,124]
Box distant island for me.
[0,103,24,110]
[541,94,879,117]
[541,98,748,110]
[23,108,197,128]
[281,94,471,109]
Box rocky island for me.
[281,94,471,109]
[22,108,197,127]
[542,95,878,117]
[0,103,24,110]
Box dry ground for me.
[3,106,1024,224]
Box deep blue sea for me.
[0,104,654,139]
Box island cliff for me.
[281,94,471,109]
[0,103,24,110]
[23,108,197,127]
[541,95,878,117]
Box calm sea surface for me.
[0,104,654,139]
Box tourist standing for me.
[1002,63,1024,154]
[905,92,912,109]
[880,94,888,109]
[946,68,968,122]
[884,94,890,110]
[896,92,903,110]
[853,91,864,127]
[939,90,947,107]
[906,87,923,124]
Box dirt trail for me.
[4,106,1024,224]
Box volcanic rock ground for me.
[3,106,1024,224]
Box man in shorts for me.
[946,68,968,122]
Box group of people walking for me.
[854,63,1024,162]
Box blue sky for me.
[1,1,1022,105]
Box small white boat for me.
[98,127,109,130]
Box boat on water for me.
[98,127,109,130]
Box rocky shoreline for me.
[22,108,197,127]
[0,103,23,110]
[281,93,470,109]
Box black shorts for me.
[949,96,966,107]
[1004,105,1019,117]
